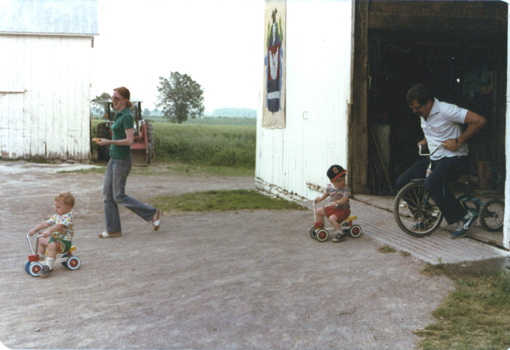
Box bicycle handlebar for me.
[419,143,444,156]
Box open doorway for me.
[353,0,507,197]
[348,0,508,247]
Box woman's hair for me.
[114,86,133,108]
[406,84,434,106]
[55,192,75,208]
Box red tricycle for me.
[309,201,363,242]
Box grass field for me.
[91,117,256,169]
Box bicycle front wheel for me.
[394,181,443,237]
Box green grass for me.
[185,116,256,127]
[148,189,305,213]
[132,162,253,177]
[153,122,255,167]
[378,244,397,254]
[91,119,256,169]
[417,270,510,350]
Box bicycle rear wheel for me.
[394,181,443,237]
[479,199,504,232]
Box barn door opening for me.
[352,0,507,197]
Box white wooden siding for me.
[256,0,354,202]
[0,35,91,160]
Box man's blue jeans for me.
[103,157,157,233]
[395,156,469,225]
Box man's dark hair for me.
[406,84,434,106]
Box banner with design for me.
[263,0,286,128]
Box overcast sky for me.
[91,0,264,112]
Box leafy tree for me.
[143,108,151,117]
[91,92,111,117]
[156,72,205,123]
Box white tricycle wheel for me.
[350,225,362,238]
[29,262,44,277]
[63,256,81,270]
[316,229,329,242]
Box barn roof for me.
[0,0,98,36]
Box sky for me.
[91,0,265,113]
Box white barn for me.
[0,0,98,161]
[256,0,510,249]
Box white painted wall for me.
[0,35,92,160]
[256,0,354,202]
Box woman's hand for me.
[93,137,107,146]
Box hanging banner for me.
[263,0,286,129]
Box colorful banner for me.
[263,0,286,128]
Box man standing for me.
[396,84,487,239]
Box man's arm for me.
[443,111,487,151]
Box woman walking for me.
[95,87,162,238]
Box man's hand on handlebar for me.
[443,138,461,151]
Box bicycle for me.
[393,144,505,238]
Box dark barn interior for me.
[350,0,507,196]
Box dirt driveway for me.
[0,161,454,349]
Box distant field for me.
[140,116,256,127]
[91,117,256,168]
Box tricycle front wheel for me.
[28,262,43,277]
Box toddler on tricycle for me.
[310,165,362,242]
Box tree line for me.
[91,72,204,123]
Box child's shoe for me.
[332,233,346,242]
[39,265,52,275]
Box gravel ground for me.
[0,161,454,350]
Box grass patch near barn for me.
[149,189,305,213]
[416,270,510,350]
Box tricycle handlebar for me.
[26,232,43,255]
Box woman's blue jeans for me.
[103,157,157,233]
[395,156,469,225]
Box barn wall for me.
[0,35,92,160]
[256,0,354,202]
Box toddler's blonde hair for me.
[54,192,75,208]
